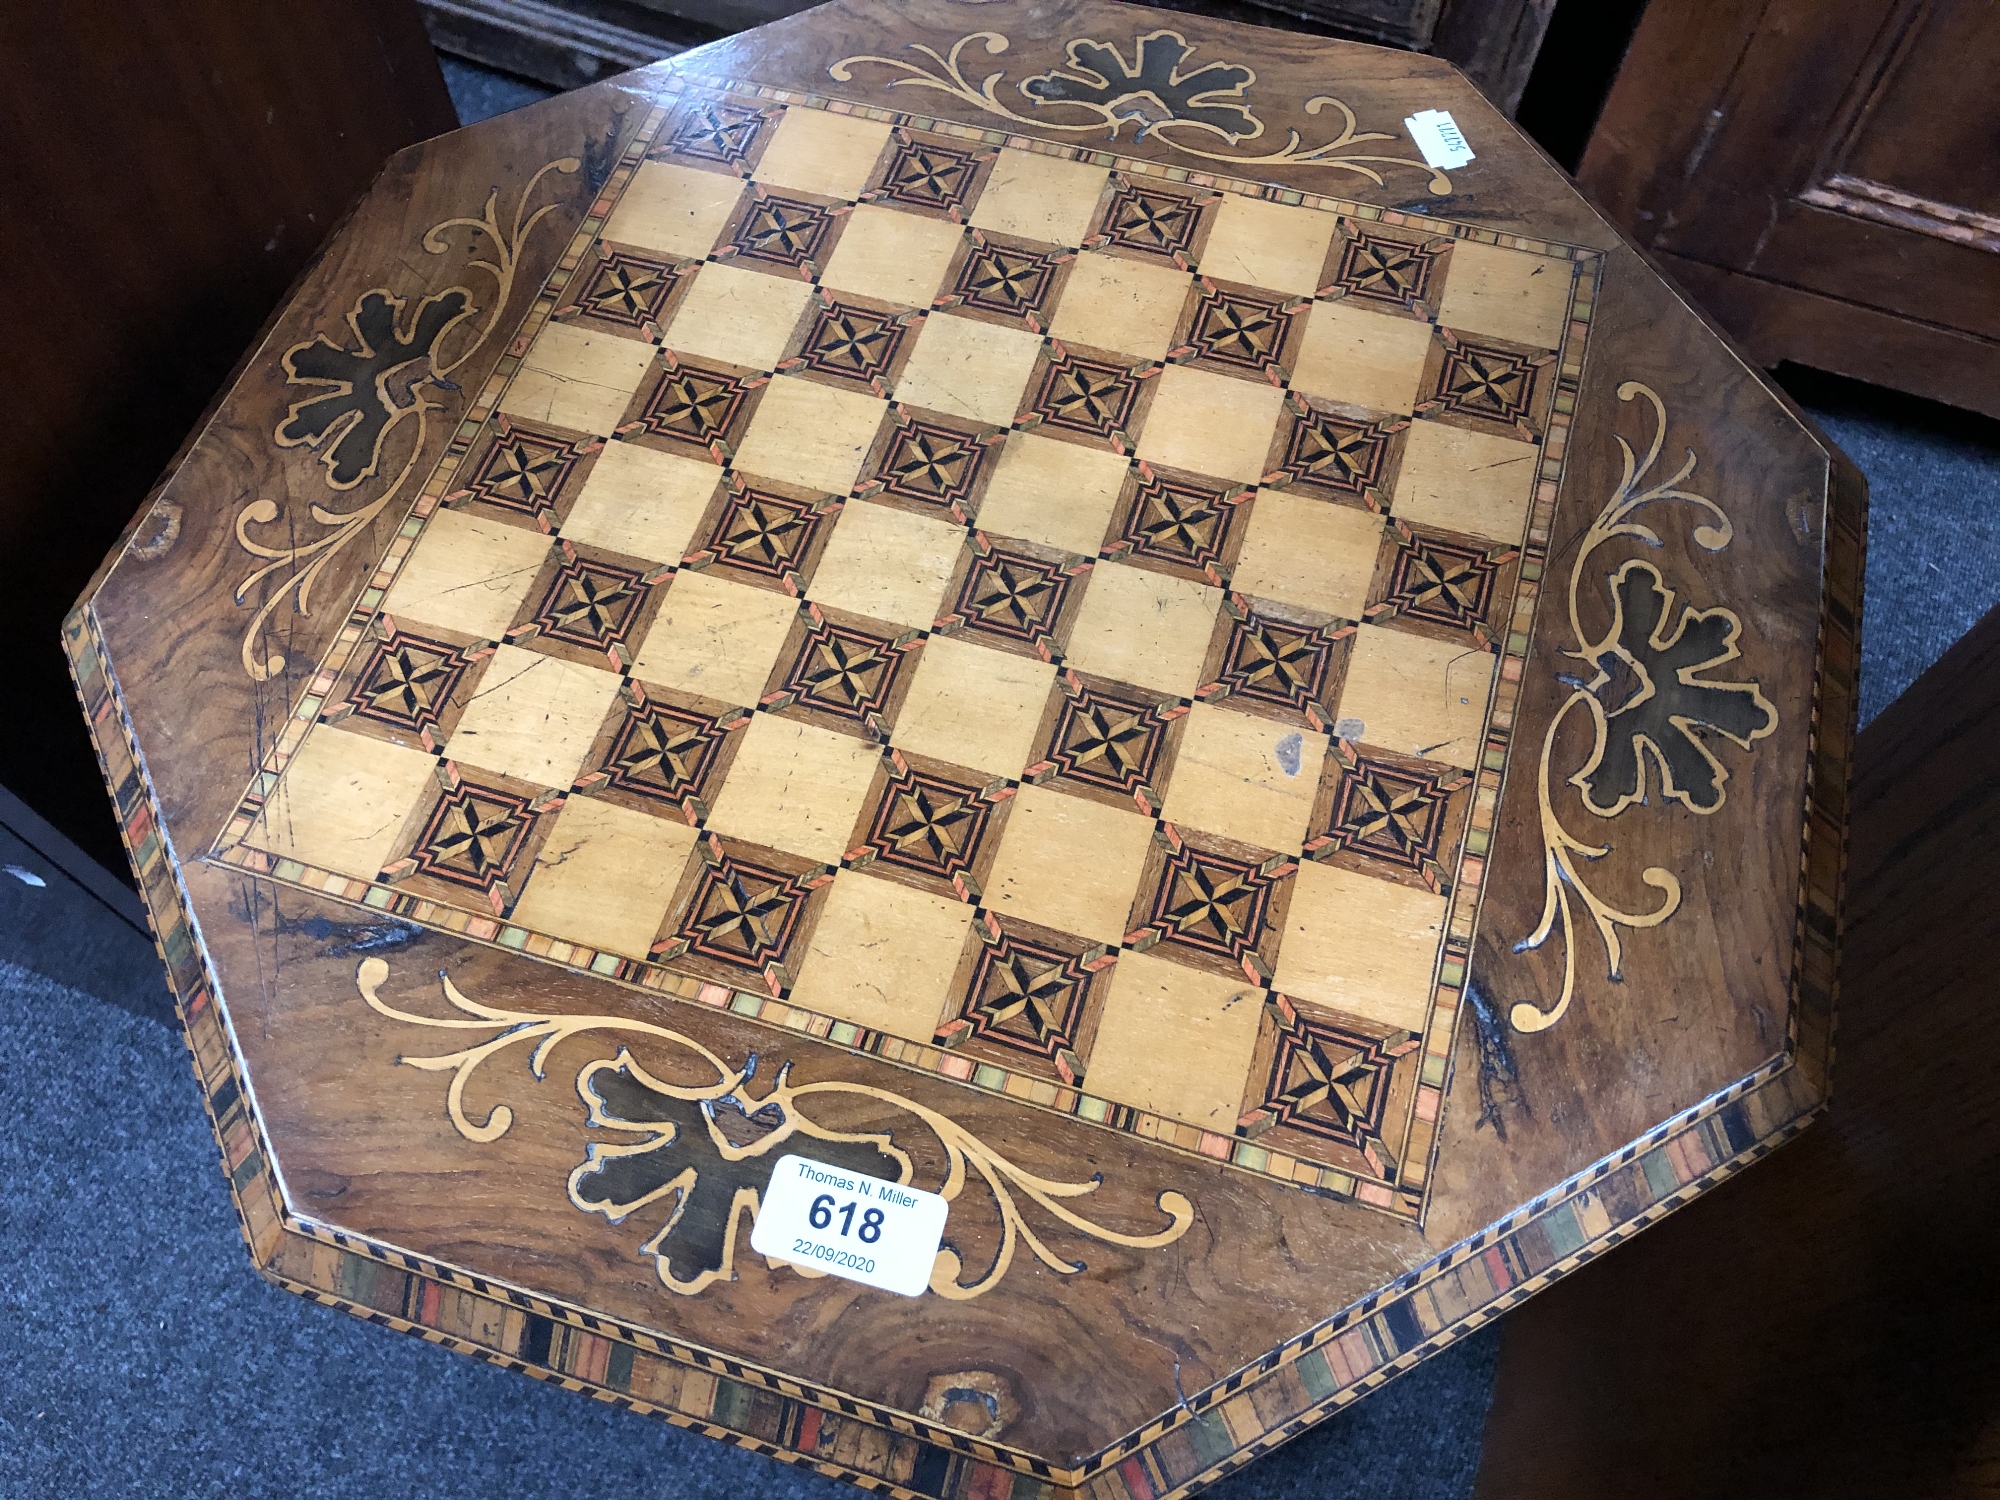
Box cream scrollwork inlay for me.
[1509,382,1778,1034]
[357,958,1194,1299]
[830,30,1453,192]
[235,158,580,681]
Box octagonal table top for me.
[69,2,1863,1493]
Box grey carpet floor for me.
[0,64,1995,1500]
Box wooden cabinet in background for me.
[1580,0,2000,417]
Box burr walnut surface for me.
[69,3,1862,1495]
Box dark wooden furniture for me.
[1474,597,2000,1500]
[1581,0,2000,418]
[0,0,456,876]
[69,2,1863,1493]
[424,0,1557,114]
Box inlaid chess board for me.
[73,6,1862,1494]
[214,81,1594,1217]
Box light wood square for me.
[1336,623,1497,770]
[1134,364,1286,484]
[509,795,699,957]
[383,508,550,640]
[1435,240,1573,350]
[1064,561,1219,698]
[967,150,1109,246]
[661,261,815,371]
[1233,489,1384,618]
[1048,251,1192,361]
[703,713,883,864]
[601,159,742,258]
[982,783,1153,943]
[1273,859,1446,1032]
[731,375,887,495]
[890,633,1057,777]
[1290,300,1434,414]
[821,204,964,309]
[1389,419,1538,544]
[1199,195,1335,296]
[807,499,964,628]
[247,728,436,878]
[1085,949,1265,1130]
[750,106,894,201]
[893,313,1045,426]
[631,567,799,705]
[788,870,973,1037]
[1160,701,1326,855]
[559,442,721,562]
[500,321,659,436]
[443,643,623,787]
[977,432,1130,556]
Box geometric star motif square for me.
[864,415,989,516]
[1095,180,1205,261]
[632,361,756,454]
[852,755,1002,901]
[685,482,835,595]
[663,102,766,166]
[768,611,917,738]
[658,836,832,995]
[1327,230,1447,315]
[1239,992,1420,1176]
[334,628,476,747]
[1108,469,1248,583]
[875,137,982,214]
[388,774,554,914]
[516,551,655,659]
[1203,606,1350,729]
[1365,524,1513,641]
[939,543,1080,657]
[727,192,837,273]
[1126,829,1293,985]
[576,688,747,820]
[1024,672,1185,817]
[1275,401,1404,505]
[796,300,910,388]
[1026,351,1145,443]
[948,239,1062,324]
[1306,743,1470,893]
[456,423,589,525]
[937,913,1111,1085]
[568,249,682,330]
[1419,333,1554,437]
[1184,286,1296,376]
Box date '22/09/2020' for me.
[751,1154,951,1297]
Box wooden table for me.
[69,3,1864,1494]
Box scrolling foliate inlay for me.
[357,958,1194,1299]
[236,158,581,681]
[831,30,1453,192]
[1509,383,1777,1035]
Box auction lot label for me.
[752,1155,949,1297]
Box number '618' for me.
[808,1192,885,1243]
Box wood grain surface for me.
[67,4,1864,1494]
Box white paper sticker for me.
[1404,109,1475,171]
[751,1154,949,1298]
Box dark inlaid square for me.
[1275,401,1406,504]
[455,423,590,525]
[334,629,476,744]
[1417,330,1557,439]
[630,360,757,454]
[575,686,748,820]
[384,772,558,915]
[570,250,682,329]
[863,415,990,515]
[1368,526,1509,636]
[764,608,919,739]
[656,836,832,994]
[516,552,654,655]
[796,300,910,386]
[1239,993,1419,1176]
[1096,181,1205,260]
[1127,830,1293,984]
[1024,672,1186,816]
[1327,231,1449,313]
[1026,352,1144,441]
[1199,602,1353,731]
[1306,742,1472,894]
[942,544,1078,652]
[1184,286,1296,375]
[1107,469,1248,582]
[875,137,983,214]
[937,913,1112,1085]
[728,192,837,271]
[685,480,837,596]
[663,102,765,166]
[949,239,1062,323]
[854,757,1000,898]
